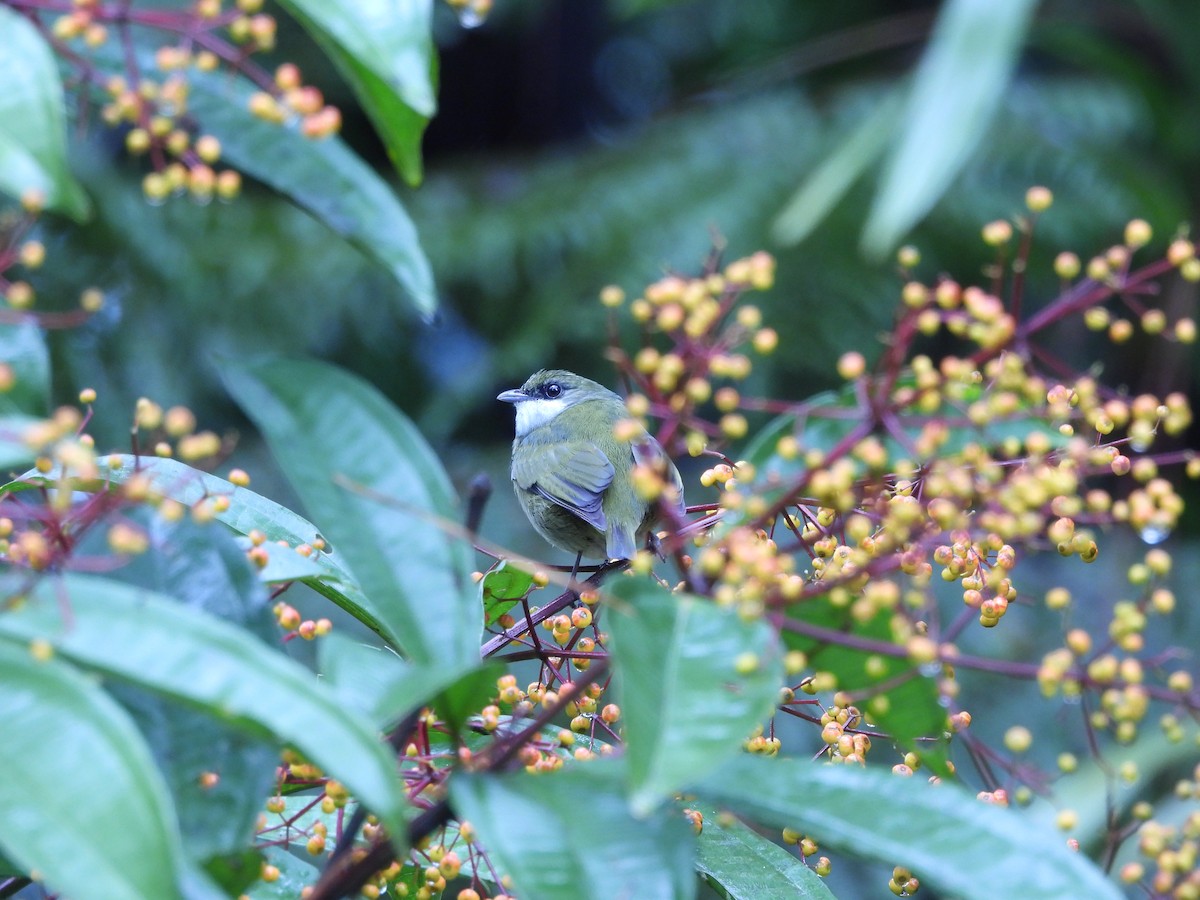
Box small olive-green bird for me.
[498,369,685,561]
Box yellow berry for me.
[982,220,1013,245]
[195,134,221,163]
[837,351,866,380]
[1025,186,1053,212]
[1004,725,1032,753]
[1054,252,1081,279]
[599,284,624,307]
[1124,218,1152,249]
[18,241,46,269]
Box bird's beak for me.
[496,388,527,404]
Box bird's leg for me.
[567,552,583,602]
[648,530,667,560]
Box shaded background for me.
[24,0,1200,893]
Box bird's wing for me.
[632,433,686,516]
[512,440,615,532]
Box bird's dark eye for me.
[544,382,562,399]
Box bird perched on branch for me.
[498,369,685,564]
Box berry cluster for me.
[0,196,104,323]
[448,195,1200,894]
[601,249,780,454]
[0,380,251,573]
[12,0,343,202]
[556,189,1197,893]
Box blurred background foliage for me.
[36,0,1199,540]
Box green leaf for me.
[0,309,49,480]
[201,849,264,897]
[319,632,411,723]
[1025,730,1200,850]
[479,559,536,626]
[0,322,50,417]
[697,756,1121,900]
[179,859,235,900]
[862,0,1039,256]
[261,794,348,853]
[0,643,183,900]
[773,90,902,246]
[451,762,696,900]
[1,455,394,644]
[0,8,90,219]
[0,849,21,877]
[429,662,502,738]
[780,595,950,773]
[102,514,280,862]
[107,510,275,632]
[186,69,436,319]
[247,845,319,899]
[693,803,834,900]
[275,0,435,185]
[0,414,41,471]
[223,358,481,666]
[255,539,327,584]
[0,573,411,845]
[319,632,492,733]
[739,391,841,497]
[0,320,49,471]
[605,578,783,815]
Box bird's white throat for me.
[514,397,568,437]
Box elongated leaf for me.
[108,510,274,630]
[179,860,234,899]
[114,680,279,865]
[0,413,40,471]
[694,804,834,900]
[428,662,501,738]
[606,578,783,815]
[264,794,349,853]
[186,69,436,319]
[773,90,902,246]
[319,632,491,732]
[319,632,411,723]
[1024,731,1199,847]
[451,763,696,900]
[0,8,90,219]
[275,0,435,185]
[480,559,535,626]
[697,756,1121,900]
[201,849,263,897]
[0,573,410,844]
[248,845,319,898]
[0,643,182,900]
[255,540,327,583]
[223,358,481,667]
[59,37,435,317]
[0,322,50,417]
[2,455,394,643]
[862,0,1039,256]
[780,597,950,774]
[103,514,279,862]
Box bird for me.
[497,369,685,565]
